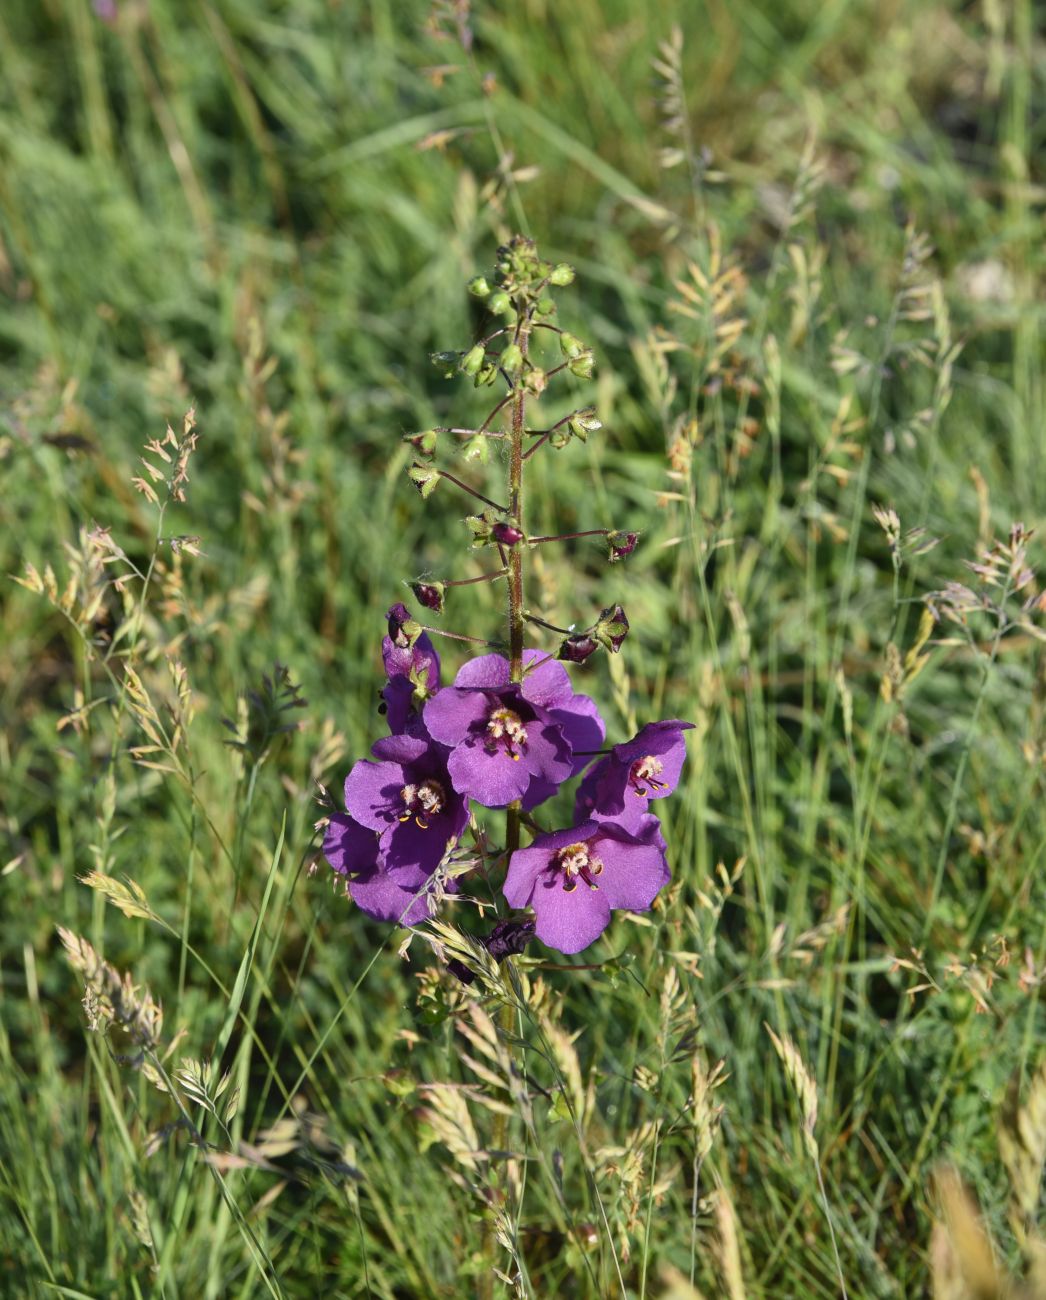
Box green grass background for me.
[1,0,1045,1295]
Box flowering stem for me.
[528,529,611,544]
[437,470,507,513]
[418,626,502,648]
[443,568,508,588]
[524,613,573,635]
[505,315,531,860]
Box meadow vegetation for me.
[1,1,1045,1296]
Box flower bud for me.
[467,275,491,298]
[410,581,445,614]
[524,366,548,396]
[594,604,629,653]
[549,263,575,286]
[568,351,595,379]
[461,343,486,376]
[558,633,599,663]
[559,331,584,359]
[608,531,639,562]
[387,603,421,648]
[501,342,523,373]
[407,462,441,499]
[492,521,524,547]
[535,296,556,317]
[487,290,512,315]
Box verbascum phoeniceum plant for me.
[322,237,691,962]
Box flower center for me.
[398,779,446,829]
[485,707,528,760]
[629,755,666,796]
[553,841,604,892]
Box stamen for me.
[485,706,529,758]
[553,841,604,891]
[630,755,665,797]
[399,779,446,828]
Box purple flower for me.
[323,812,446,925]
[381,628,441,735]
[343,734,469,879]
[503,818,669,954]
[423,650,605,809]
[575,719,693,830]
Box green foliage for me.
[1,1,1045,1297]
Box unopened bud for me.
[608,531,639,562]
[461,343,486,376]
[407,462,441,498]
[594,604,629,653]
[487,290,512,314]
[559,332,585,359]
[568,351,595,379]
[467,275,491,298]
[492,521,524,547]
[524,367,548,396]
[501,342,523,373]
[387,603,421,648]
[410,581,445,614]
[558,633,599,663]
[549,263,575,286]
[535,296,556,317]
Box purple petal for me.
[452,653,510,690]
[343,758,406,831]
[323,814,380,878]
[549,693,606,775]
[590,824,670,912]
[519,650,575,708]
[531,881,612,954]
[448,739,532,806]
[424,687,492,746]
[349,862,437,926]
[371,734,429,765]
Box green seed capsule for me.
[461,344,486,376]
[549,263,575,286]
[467,276,491,298]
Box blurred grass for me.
[1,0,1045,1296]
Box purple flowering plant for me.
[322,237,691,963]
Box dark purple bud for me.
[387,603,422,649]
[594,604,629,653]
[411,581,446,614]
[485,918,537,961]
[447,919,537,986]
[492,521,524,547]
[608,531,639,562]
[558,633,599,664]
